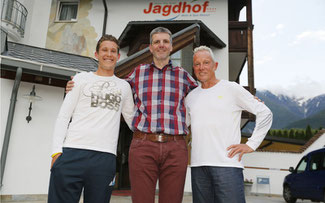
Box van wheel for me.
[283,185,297,203]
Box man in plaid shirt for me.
[126,27,197,203]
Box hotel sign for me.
[143,1,217,20]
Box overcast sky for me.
[240,0,325,99]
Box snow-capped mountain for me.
[243,91,325,130]
[304,94,325,117]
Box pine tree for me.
[289,129,295,138]
[283,129,289,138]
[298,129,305,140]
[306,125,313,140]
[294,130,301,140]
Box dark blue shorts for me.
[48,148,116,203]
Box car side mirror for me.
[289,167,294,173]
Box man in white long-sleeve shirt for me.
[185,46,273,203]
[48,35,134,203]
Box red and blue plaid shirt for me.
[126,61,197,135]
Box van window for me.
[296,157,307,173]
[309,152,325,171]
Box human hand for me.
[51,153,62,168]
[65,76,75,93]
[227,144,254,161]
[254,96,264,104]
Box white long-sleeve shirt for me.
[51,72,135,155]
[185,80,272,168]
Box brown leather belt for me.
[133,131,186,143]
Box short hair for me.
[96,34,120,54]
[150,27,172,44]
[193,46,216,62]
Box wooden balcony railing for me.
[229,21,248,52]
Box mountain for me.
[285,109,325,129]
[304,94,325,117]
[255,91,303,129]
[243,91,325,131]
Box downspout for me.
[0,67,23,189]
[102,0,108,36]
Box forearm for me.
[246,105,273,150]
[122,87,135,130]
[51,115,72,154]
[51,80,80,155]
[234,83,273,150]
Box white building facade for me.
[3,0,322,199]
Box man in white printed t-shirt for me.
[185,46,273,203]
[48,35,134,203]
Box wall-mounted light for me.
[22,85,42,123]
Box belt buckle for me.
[157,133,167,143]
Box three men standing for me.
[57,27,272,203]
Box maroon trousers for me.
[129,134,188,203]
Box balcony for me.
[229,21,248,52]
[1,0,28,39]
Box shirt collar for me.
[150,60,174,70]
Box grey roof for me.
[2,42,98,72]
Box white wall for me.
[20,0,52,47]
[0,78,65,195]
[242,152,301,195]
[88,0,106,40]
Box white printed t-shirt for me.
[52,72,134,156]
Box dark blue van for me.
[283,147,325,203]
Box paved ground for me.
[110,194,316,203]
[1,194,317,203]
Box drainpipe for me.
[102,0,108,36]
[0,67,23,189]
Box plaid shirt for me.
[126,61,197,135]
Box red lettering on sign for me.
[143,1,211,16]
[162,5,172,16]
[152,5,161,14]
[172,2,182,13]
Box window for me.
[3,0,14,22]
[56,1,78,22]
[309,152,325,171]
[171,50,181,67]
[296,157,307,173]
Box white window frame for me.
[55,0,79,22]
